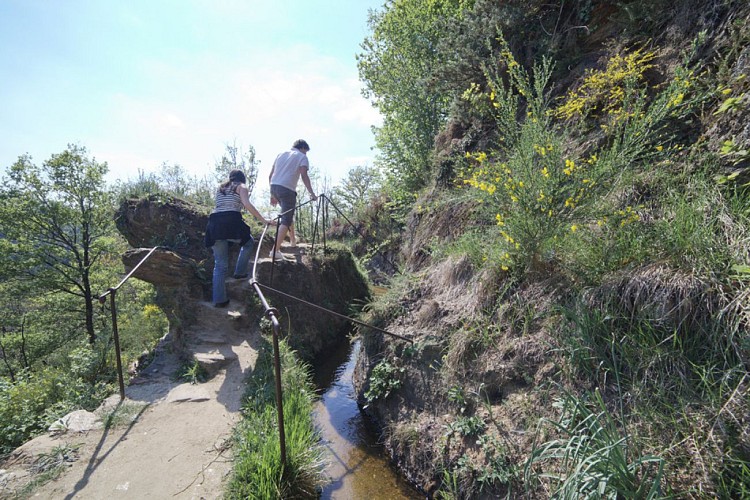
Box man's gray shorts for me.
[271,184,297,227]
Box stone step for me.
[192,347,238,376]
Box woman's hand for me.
[265,218,277,226]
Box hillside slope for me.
[353,1,750,498]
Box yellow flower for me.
[541,167,549,178]
[656,145,664,151]
[721,88,732,95]
[570,225,578,232]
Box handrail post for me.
[311,197,320,255]
[99,247,161,403]
[322,196,327,253]
[251,281,287,470]
[270,315,287,469]
[108,288,126,401]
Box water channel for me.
[313,338,424,499]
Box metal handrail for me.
[251,222,288,468]
[98,245,163,401]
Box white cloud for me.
[93,45,380,186]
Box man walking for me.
[268,139,317,259]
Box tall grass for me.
[525,389,665,499]
[226,339,325,499]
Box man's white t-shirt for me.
[270,147,309,191]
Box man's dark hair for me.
[292,139,310,151]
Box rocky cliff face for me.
[115,195,371,362]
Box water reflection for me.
[313,339,423,499]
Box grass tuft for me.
[226,339,325,498]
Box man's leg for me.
[274,224,290,253]
[271,185,296,254]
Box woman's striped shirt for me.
[213,182,243,213]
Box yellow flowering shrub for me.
[553,47,657,122]
[457,35,705,274]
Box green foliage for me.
[0,145,171,458]
[439,432,516,498]
[176,359,208,385]
[364,358,405,403]
[0,144,116,343]
[0,365,110,456]
[358,0,468,195]
[214,140,260,195]
[13,443,80,496]
[458,36,708,276]
[101,401,149,429]
[331,164,383,220]
[445,415,485,437]
[526,390,665,499]
[113,140,260,208]
[227,340,325,498]
[360,1,750,497]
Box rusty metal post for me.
[108,289,126,401]
[311,197,321,255]
[251,281,287,469]
[322,196,327,253]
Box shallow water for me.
[313,339,424,499]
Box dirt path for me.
[1,279,261,499]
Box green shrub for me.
[0,367,109,456]
[526,390,665,499]
[364,359,405,403]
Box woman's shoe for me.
[215,299,230,308]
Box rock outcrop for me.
[115,194,371,362]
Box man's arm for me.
[300,167,317,201]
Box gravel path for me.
[1,280,261,499]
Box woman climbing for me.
[205,169,275,307]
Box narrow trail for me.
[4,278,261,499]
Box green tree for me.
[158,161,191,197]
[0,145,115,344]
[358,0,469,193]
[214,140,260,195]
[332,165,383,219]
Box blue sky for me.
[0,0,384,191]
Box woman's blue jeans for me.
[211,239,254,304]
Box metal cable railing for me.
[98,245,162,401]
